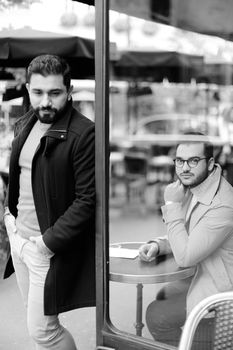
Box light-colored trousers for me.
[9,232,77,350]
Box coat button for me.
[61,135,64,138]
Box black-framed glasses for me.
[174,157,208,168]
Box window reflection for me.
[108,1,233,348]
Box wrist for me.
[41,237,54,256]
[165,201,174,205]
[165,200,181,205]
[3,207,11,218]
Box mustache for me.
[180,172,193,175]
[36,106,57,113]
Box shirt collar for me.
[190,164,222,205]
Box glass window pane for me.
[108,1,233,348]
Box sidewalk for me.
[0,201,165,349]
[0,275,96,350]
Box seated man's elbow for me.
[174,255,194,268]
[176,259,187,268]
[178,261,190,268]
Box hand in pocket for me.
[4,213,17,236]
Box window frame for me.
[95,1,174,349]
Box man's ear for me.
[208,157,215,172]
[26,83,30,92]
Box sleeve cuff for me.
[147,237,171,255]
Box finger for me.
[147,256,156,262]
[175,179,182,187]
[140,254,150,262]
[8,222,17,234]
[10,221,17,233]
[179,182,185,191]
[139,249,147,259]
[139,250,149,261]
[147,246,155,258]
[142,251,153,261]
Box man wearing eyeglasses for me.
[139,133,233,347]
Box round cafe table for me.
[110,242,196,336]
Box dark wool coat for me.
[6,101,96,315]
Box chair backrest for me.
[124,152,148,177]
[178,292,233,350]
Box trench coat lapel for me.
[186,165,222,232]
[188,203,209,232]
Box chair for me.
[148,155,175,210]
[123,151,148,210]
[110,151,125,198]
[178,292,233,350]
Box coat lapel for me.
[186,165,222,232]
[41,101,73,156]
[188,203,209,232]
[10,112,37,166]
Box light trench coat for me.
[157,165,233,314]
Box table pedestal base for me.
[134,283,144,336]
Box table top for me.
[110,242,196,284]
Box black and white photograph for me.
[1,1,233,349]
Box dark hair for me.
[176,130,214,159]
[27,54,71,90]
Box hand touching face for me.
[164,179,186,203]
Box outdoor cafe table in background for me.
[109,242,196,336]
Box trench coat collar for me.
[190,164,221,206]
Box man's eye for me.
[50,92,61,97]
[189,158,199,164]
[33,91,42,95]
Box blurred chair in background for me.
[147,155,175,210]
[123,150,148,212]
[110,143,125,198]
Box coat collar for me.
[43,99,73,141]
[14,99,73,138]
[190,164,222,206]
[12,100,74,157]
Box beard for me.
[32,99,71,124]
[177,168,209,188]
[33,106,59,124]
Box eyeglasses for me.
[174,157,208,168]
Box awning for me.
[113,50,204,82]
[72,0,233,41]
[115,50,203,68]
[0,27,95,79]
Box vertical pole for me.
[134,283,144,336]
[95,0,110,347]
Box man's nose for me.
[182,161,191,171]
[41,94,52,107]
